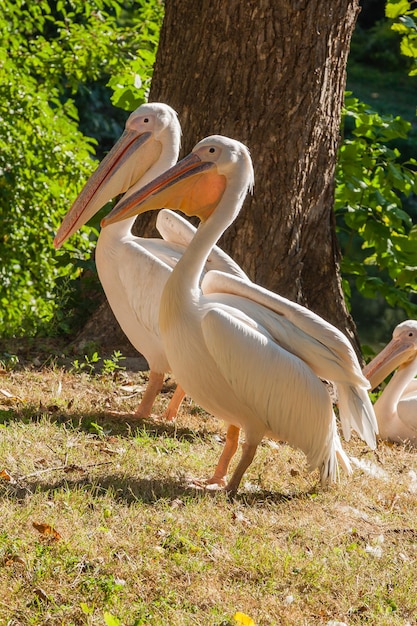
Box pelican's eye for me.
[144,118,149,123]
[209,147,216,154]
[409,332,414,337]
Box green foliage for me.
[102,349,126,375]
[2,0,416,342]
[0,0,162,338]
[108,2,163,111]
[349,17,404,71]
[335,95,417,317]
[387,0,417,76]
[71,351,101,375]
[71,349,125,376]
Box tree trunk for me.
[139,0,362,355]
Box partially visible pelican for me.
[363,320,417,445]
[102,135,378,493]
[54,103,247,420]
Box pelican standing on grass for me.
[54,103,248,420]
[363,320,417,445]
[102,134,378,493]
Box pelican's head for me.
[54,102,181,248]
[127,102,181,149]
[101,135,254,229]
[363,320,417,389]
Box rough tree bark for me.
[132,0,362,354]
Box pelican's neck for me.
[376,357,417,418]
[100,214,136,241]
[102,142,179,242]
[173,185,243,290]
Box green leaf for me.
[80,602,94,615]
[386,0,411,19]
[104,612,121,626]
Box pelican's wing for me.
[117,240,173,339]
[404,379,417,396]
[156,209,196,246]
[157,209,249,280]
[200,304,344,482]
[202,271,377,448]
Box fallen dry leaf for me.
[63,464,86,474]
[232,510,251,526]
[169,498,185,509]
[0,468,14,483]
[33,587,50,602]
[0,388,13,398]
[119,383,143,392]
[0,468,11,480]
[4,554,25,566]
[35,458,49,468]
[32,522,62,541]
[0,388,23,403]
[99,446,118,455]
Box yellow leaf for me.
[233,612,256,626]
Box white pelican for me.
[54,103,248,420]
[102,135,378,493]
[363,320,417,445]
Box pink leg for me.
[225,442,258,494]
[206,425,241,488]
[163,385,186,421]
[133,371,164,419]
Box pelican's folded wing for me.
[202,270,378,448]
[157,210,249,280]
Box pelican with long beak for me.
[363,320,417,445]
[102,135,378,493]
[54,103,248,420]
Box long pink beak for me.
[54,130,157,248]
[363,337,417,389]
[101,151,224,227]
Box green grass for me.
[1,366,417,625]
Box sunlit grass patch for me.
[1,366,417,624]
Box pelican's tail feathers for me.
[337,384,378,450]
[335,442,353,478]
[318,417,352,486]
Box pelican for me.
[363,320,417,445]
[102,135,378,493]
[54,103,248,420]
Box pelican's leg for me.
[224,441,258,494]
[133,370,164,419]
[163,384,186,421]
[205,425,241,488]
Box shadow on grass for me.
[0,405,216,443]
[0,408,318,507]
[0,467,315,508]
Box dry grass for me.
[1,362,417,625]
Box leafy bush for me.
[336,1,417,326]
[1,0,416,342]
[349,19,404,71]
[0,0,163,337]
[387,0,417,76]
[336,95,417,316]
